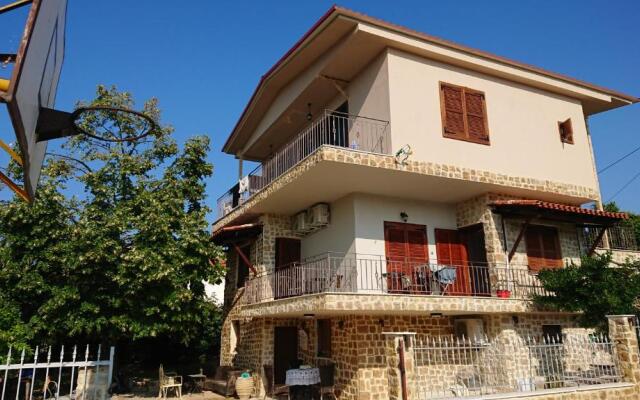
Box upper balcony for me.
[217,111,390,219]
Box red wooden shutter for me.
[465,91,488,142]
[435,229,471,295]
[441,84,465,137]
[384,222,428,293]
[275,238,301,270]
[525,226,562,272]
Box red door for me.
[435,229,471,295]
[384,222,428,293]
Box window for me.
[230,321,240,354]
[439,82,490,145]
[525,225,563,272]
[558,118,573,144]
[542,324,563,343]
[317,319,332,357]
[236,244,251,288]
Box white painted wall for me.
[353,193,458,263]
[300,195,356,258]
[386,48,598,189]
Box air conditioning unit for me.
[293,211,310,233]
[454,319,486,343]
[308,203,330,227]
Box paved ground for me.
[112,391,229,400]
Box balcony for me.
[578,223,639,252]
[243,252,549,306]
[217,111,390,218]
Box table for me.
[285,368,320,400]
[187,373,206,393]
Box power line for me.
[606,169,640,202]
[598,144,640,174]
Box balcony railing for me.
[217,111,390,218]
[243,253,550,305]
[578,223,639,252]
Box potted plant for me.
[234,371,253,400]
[496,282,511,298]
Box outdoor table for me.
[187,373,206,393]
[285,367,320,400]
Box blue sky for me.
[1,0,639,217]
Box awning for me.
[490,200,628,226]
[212,223,263,245]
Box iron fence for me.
[217,110,390,218]
[242,253,550,305]
[0,345,114,400]
[412,333,621,399]
[578,223,639,252]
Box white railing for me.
[243,253,550,305]
[412,334,621,399]
[0,345,114,400]
[217,110,390,218]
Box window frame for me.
[235,243,251,288]
[439,81,491,146]
[525,225,563,272]
[558,118,574,144]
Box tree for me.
[534,253,640,331]
[0,86,225,364]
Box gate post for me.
[607,315,640,384]
[383,332,415,400]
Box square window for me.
[558,118,574,144]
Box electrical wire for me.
[606,169,640,202]
[598,144,640,174]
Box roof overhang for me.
[212,222,262,245]
[490,199,628,226]
[223,6,638,156]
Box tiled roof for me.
[490,200,628,220]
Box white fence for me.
[0,346,114,400]
[412,334,621,399]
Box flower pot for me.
[497,290,511,298]
[235,375,253,400]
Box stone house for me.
[212,6,640,399]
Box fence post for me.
[383,333,415,400]
[106,347,115,400]
[607,315,640,384]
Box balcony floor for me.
[238,291,568,318]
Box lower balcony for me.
[240,253,551,317]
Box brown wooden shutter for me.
[465,90,488,142]
[275,238,301,270]
[559,119,573,144]
[317,319,332,357]
[435,229,471,295]
[441,84,466,137]
[525,226,562,272]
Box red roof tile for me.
[490,200,628,220]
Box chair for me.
[430,265,457,295]
[158,364,182,399]
[206,366,242,397]
[318,363,337,399]
[263,364,290,400]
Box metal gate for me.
[1,345,114,400]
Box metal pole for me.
[105,348,115,400]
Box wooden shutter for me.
[435,229,471,295]
[441,84,465,137]
[275,238,301,270]
[525,226,563,272]
[317,319,332,357]
[440,82,490,145]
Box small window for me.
[542,325,563,343]
[558,118,573,144]
[236,244,251,288]
[525,225,563,272]
[230,321,240,354]
[439,82,490,145]
[317,319,332,357]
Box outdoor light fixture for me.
[303,313,315,319]
[430,312,443,318]
[400,211,408,222]
[306,103,312,121]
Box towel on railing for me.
[238,176,250,193]
[435,267,457,285]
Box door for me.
[274,327,298,384]
[460,224,490,296]
[384,222,428,293]
[435,229,472,295]
[275,238,301,298]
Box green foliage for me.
[604,201,640,246]
[534,253,640,331]
[0,86,224,361]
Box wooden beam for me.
[234,243,257,276]
[0,0,32,15]
[588,226,609,256]
[508,216,533,262]
[0,170,29,201]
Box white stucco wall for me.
[386,48,599,190]
[300,195,357,258]
[353,193,458,263]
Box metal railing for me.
[242,253,550,305]
[217,111,390,218]
[0,345,114,400]
[412,333,621,399]
[578,223,639,252]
